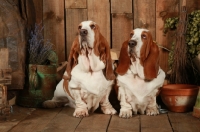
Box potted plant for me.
[160,6,200,113]
[17,23,58,108]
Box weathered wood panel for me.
[9,108,62,132]
[66,9,87,58]
[65,0,87,9]
[0,106,35,132]
[111,0,132,13]
[75,113,111,132]
[32,0,43,24]
[133,0,156,39]
[0,85,7,106]
[43,0,65,63]
[111,14,133,50]
[0,48,8,69]
[141,114,173,132]
[43,107,81,131]
[108,115,140,132]
[182,0,200,13]
[168,112,200,132]
[156,0,179,72]
[87,0,111,45]
[2,106,200,131]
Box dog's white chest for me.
[117,71,155,100]
[69,62,112,95]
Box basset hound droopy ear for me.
[140,31,159,80]
[93,24,115,80]
[115,40,131,75]
[66,36,80,79]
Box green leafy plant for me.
[164,9,200,85]
[164,10,200,61]
[163,10,200,67]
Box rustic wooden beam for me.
[133,0,156,39]
[65,9,87,58]
[156,0,179,72]
[87,0,111,46]
[65,0,87,9]
[0,48,9,69]
[43,0,65,63]
[111,0,132,13]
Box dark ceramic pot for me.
[160,84,199,112]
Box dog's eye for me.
[90,24,95,29]
[78,26,82,30]
[141,34,147,39]
[130,33,133,38]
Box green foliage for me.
[164,10,200,68]
[163,17,179,34]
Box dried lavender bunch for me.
[28,23,53,65]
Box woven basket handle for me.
[29,65,38,89]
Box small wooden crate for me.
[0,48,12,116]
[0,85,10,116]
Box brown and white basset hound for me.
[43,20,117,117]
[115,28,166,118]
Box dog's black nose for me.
[128,40,137,47]
[80,29,88,36]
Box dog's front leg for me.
[100,88,117,115]
[146,95,159,116]
[71,88,89,118]
[118,86,133,118]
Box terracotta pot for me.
[160,84,199,112]
[193,87,200,118]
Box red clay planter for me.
[193,87,200,118]
[160,84,199,112]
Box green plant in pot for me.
[160,8,200,113]
[17,23,58,108]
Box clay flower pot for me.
[160,84,199,112]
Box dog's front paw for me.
[119,108,132,118]
[146,107,159,116]
[73,108,89,118]
[101,106,117,115]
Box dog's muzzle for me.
[128,40,137,55]
[80,29,88,36]
[128,40,137,48]
[80,29,88,48]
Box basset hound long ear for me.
[93,24,115,80]
[66,36,80,79]
[115,40,131,75]
[140,31,159,80]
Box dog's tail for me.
[43,100,68,108]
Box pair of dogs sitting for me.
[43,20,166,118]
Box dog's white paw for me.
[146,107,159,116]
[119,109,132,118]
[73,108,89,118]
[101,106,117,115]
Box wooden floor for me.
[0,105,200,132]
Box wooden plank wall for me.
[31,0,200,72]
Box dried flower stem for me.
[28,23,53,65]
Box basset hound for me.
[115,28,166,118]
[43,20,117,117]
